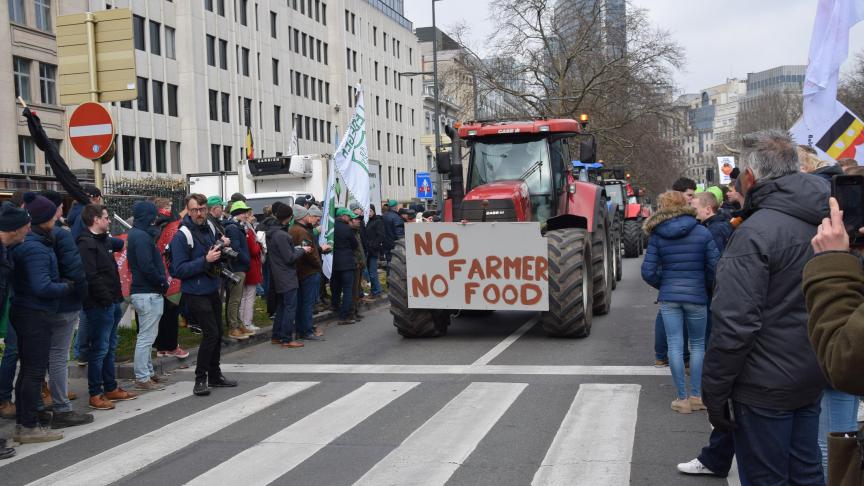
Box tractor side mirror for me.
[613,167,625,180]
[435,151,452,174]
[579,139,597,164]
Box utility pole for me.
[431,0,444,209]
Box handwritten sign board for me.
[405,223,549,311]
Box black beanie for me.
[275,203,293,221]
[23,192,57,225]
[0,201,31,231]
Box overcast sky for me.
[404,0,864,94]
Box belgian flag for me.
[816,111,864,160]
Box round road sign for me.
[68,102,115,160]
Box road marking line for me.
[471,316,538,366]
[0,383,188,468]
[353,382,527,486]
[25,382,318,486]
[205,364,670,376]
[184,382,419,486]
[532,383,641,485]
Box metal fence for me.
[103,177,187,235]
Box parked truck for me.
[388,118,617,338]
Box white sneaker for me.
[245,324,261,332]
[677,458,715,475]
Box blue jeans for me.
[0,323,18,402]
[818,387,859,480]
[131,293,164,382]
[85,303,121,397]
[733,399,824,486]
[365,255,382,295]
[47,312,78,413]
[659,301,706,399]
[331,269,355,320]
[272,289,298,343]
[295,273,320,338]
[654,310,689,362]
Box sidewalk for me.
[68,295,390,380]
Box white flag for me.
[288,116,299,156]
[332,86,370,220]
[319,158,340,279]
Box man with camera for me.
[169,194,237,397]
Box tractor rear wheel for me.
[623,219,642,258]
[592,228,613,315]
[540,228,593,338]
[388,240,451,337]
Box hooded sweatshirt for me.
[703,172,830,412]
[128,201,169,295]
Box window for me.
[302,33,307,57]
[240,0,248,25]
[373,26,377,45]
[344,9,349,31]
[219,39,228,69]
[223,146,232,171]
[323,43,328,64]
[305,116,310,140]
[137,77,148,111]
[243,97,252,127]
[152,80,163,114]
[272,58,279,85]
[270,11,277,38]
[211,144,220,171]
[325,82,330,103]
[352,51,357,72]
[410,78,413,95]
[170,141,181,173]
[274,105,281,132]
[149,21,161,55]
[312,117,318,141]
[384,66,388,86]
[375,96,380,115]
[346,48,351,68]
[293,29,300,54]
[217,0,225,16]
[236,45,240,73]
[35,0,51,31]
[257,52,261,79]
[206,35,216,66]
[167,84,178,116]
[315,0,320,21]
[377,130,381,150]
[409,47,413,65]
[311,79,316,100]
[139,138,152,172]
[316,40,322,62]
[221,92,230,122]
[155,139,167,173]
[388,166,392,185]
[374,61,378,80]
[205,0,213,11]
[208,90,218,120]
[322,3,326,24]
[38,63,56,105]
[133,15,146,51]
[351,12,355,34]
[326,121,331,144]
[303,75,309,97]
[259,101,263,128]
[320,119,325,142]
[123,135,136,171]
[8,0,24,23]
[383,32,387,51]
[166,27,176,59]
[242,48,250,76]
[295,71,301,95]
[411,108,415,126]
[18,136,35,174]
[318,79,323,102]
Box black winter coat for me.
[77,230,123,308]
[53,221,88,312]
[265,224,304,293]
[11,228,72,313]
[364,215,386,256]
[332,220,358,272]
[704,172,829,413]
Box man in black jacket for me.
[265,204,311,347]
[128,201,169,391]
[78,205,138,411]
[331,208,358,324]
[364,205,385,298]
[702,130,828,484]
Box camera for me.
[213,239,239,259]
[207,241,242,283]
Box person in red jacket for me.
[241,214,263,332]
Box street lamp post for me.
[431,0,444,209]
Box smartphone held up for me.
[831,175,864,246]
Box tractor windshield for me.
[468,136,555,221]
[605,184,624,210]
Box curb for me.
[69,295,391,380]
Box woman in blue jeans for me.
[641,191,720,414]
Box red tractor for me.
[388,118,615,338]
[622,182,652,258]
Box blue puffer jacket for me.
[11,227,73,313]
[702,214,734,254]
[128,201,169,295]
[641,206,720,305]
[169,215,220,296]
[53,221,88,313]
[223,218,250,273]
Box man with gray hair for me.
[702,130,829,484]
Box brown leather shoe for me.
[281,341,304,349]
[88,394,115,410]
[41,382,53,410]
[104,388,138,402]
[228,329,250,340]
[239,327,254,335]
[0,400,15,419]
[67,391,77,401]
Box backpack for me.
[164,220,217,264]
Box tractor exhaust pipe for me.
[441,124,464,220]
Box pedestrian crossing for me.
[0,379,717,486]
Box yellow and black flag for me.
[245,127,254,160]
[815,110,864,160]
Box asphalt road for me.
[0,257,737,486]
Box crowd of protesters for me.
[0,182,428,456]
[643,130,864,485]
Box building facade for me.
[2,0,427,202]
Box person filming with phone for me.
[804,196,864,485]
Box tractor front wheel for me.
[540,228,593,338]
[388,240,451,337]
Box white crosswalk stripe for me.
[25,382,317,486]
[1,380,711,486]
[532,383,641,486]
[184,381,419,486]
[353,382,528,486]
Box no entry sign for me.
[68,102,114,160]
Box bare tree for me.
[736,90,802,138]
[839,50,864,117]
